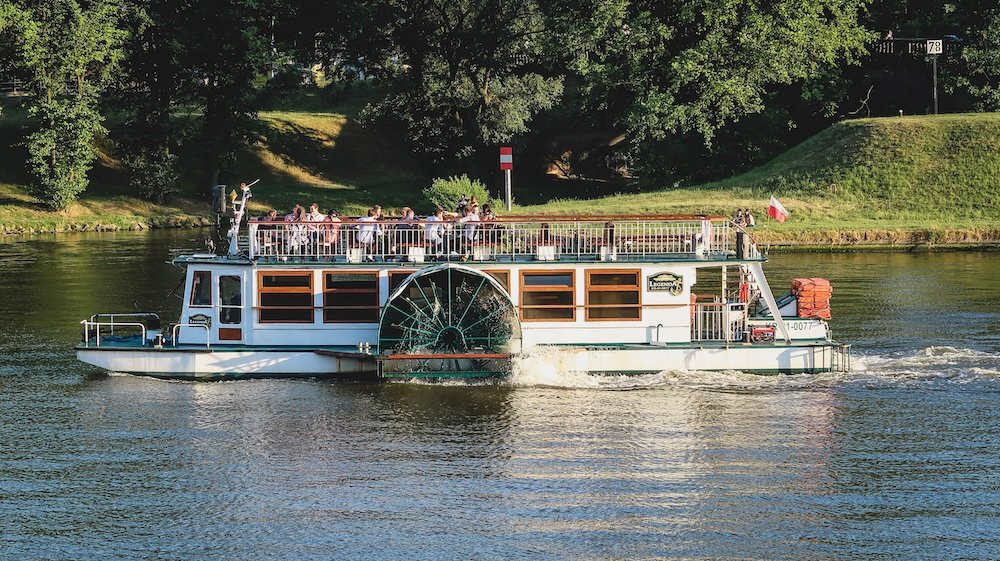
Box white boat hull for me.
[77,348,378,379]
[534,343,846,375]
[78,341,847,379]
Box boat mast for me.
[747,262,791,343]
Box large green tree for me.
[540,0,871,181]
[184,0,277,187]
[7,0,127,210]
[314,0,564,165]
[117,0,288,195]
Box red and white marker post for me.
[500,146,513,210]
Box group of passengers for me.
[250,195,499,260]
[733,208,756,227]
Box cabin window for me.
[190,271,211,307]
[388,270,416,293]
[324,272,379,322]
[219,275,242,324]
[586,270,641,320]
[484,270,510,294]
[520,270,575,321]
[387,270,426,302]
[258,272,314,323]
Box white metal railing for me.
[691,302,747,342]
[172,323,211,348]
[81,321,148,347]
[246,217,761,262]
[80,313,160,347]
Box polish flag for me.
[768,196,789,223]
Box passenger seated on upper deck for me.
[744,208,756,227]
[456,205,480,258]
[305,203,323,222]
[481,204,497,223]
[424,207,446,256]
[479,204,499,245]
[456,194,469,214]
[356,208,379,259]
[395,207,420,251]
[324,209,341,244]
[251,210,278,224]
[284,204,302,221]
[284,206,308,254]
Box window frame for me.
[189,271,212,308]
[218,274,243,325]
[483,269,511,295]
[323,271,381,324]
[585,269,642,321]
[519,269,576,322]
[257,271,315,324]
[387,270,417,294]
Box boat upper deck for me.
[233,215,761,265]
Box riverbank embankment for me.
[2,103,997,248]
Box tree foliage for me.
[6,0,1000,204]
[956,9,1000,110]
[8,0,127,210]
[539,0,871,179]
[336,0,564,164]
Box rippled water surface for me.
[1,231,999,560]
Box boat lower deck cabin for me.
[77,214,850,379]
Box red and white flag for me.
[768,196,789,223]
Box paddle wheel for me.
[376,264,520,378]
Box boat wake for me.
[850,345,1000,385]
[505,345,1000,390]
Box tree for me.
[181,0,277,187]
[8,0,127,210]
[0,2,24,118]
[114,0,190,203]
[956,9,1000,110]
[540,0,871,181]
[320,0,564,165]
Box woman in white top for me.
[424,207,446,256]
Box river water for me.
[1,230,998,560]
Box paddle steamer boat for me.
[77,184,850,379]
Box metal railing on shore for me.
[246,216,761,263]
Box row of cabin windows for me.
[189,269,641,323]
[519,270,641,321]
[258,272,381,323]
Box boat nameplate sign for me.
[647,272,683,295]
[189,313,212,328]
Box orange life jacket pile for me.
[791,278,832,320]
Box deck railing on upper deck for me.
[245,216,761,263]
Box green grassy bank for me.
[1,94,998,248]
[518,114,1000,248]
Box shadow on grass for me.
[238,115,428,214]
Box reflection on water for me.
[1,232,999,559]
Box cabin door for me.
[216,273,246,343]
